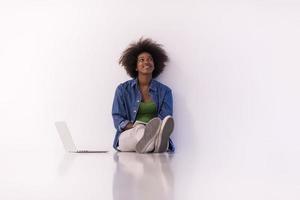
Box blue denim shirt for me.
[112,78,175,152]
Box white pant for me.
[118,123,155,152]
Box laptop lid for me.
[55,121,77,152]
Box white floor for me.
[1,149,299,200]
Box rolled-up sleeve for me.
[158,89,173,119]
[112,85,129,132]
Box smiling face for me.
[136,52,155,76]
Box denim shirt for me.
[112,78,175,152]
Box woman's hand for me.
[124,122,134,130]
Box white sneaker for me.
[154,116,174,153]
[136,118,161,153]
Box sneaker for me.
[154,116,174,153]
[136,118,161,153]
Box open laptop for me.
[55,121,108,153]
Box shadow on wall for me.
[173,90,198,153]
[163,55,199,153]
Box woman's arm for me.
[112,85,131,132]
[158,88,173,119]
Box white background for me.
[1,0,300,157]
[1,1,300,199]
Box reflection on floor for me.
[113,152,174,200]
[1,150,299,200]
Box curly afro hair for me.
[119,38,169,78]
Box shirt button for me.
[133,110,136,113]
[137,100,140,102]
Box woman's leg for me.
[136,118,162,153]
[154,115,174,153]
[118,124,145,152]
[118,117,162,153]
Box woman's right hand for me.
[124,122,134,130]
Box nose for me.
[144,59,151,65]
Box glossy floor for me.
[1,150,299,200]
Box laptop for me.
[55,121,108,153]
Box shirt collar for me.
[131,78,157,91]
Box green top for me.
[135,101,157,123]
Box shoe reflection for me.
[113,152,174,200]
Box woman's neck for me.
[138,74,152,87]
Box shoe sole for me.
[136,118,161,153]
[155,117,174,153]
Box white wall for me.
[0,0,299,156]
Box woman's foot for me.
[136,118,161,153]
[154,116,174,153]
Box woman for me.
[112,38,175,153]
